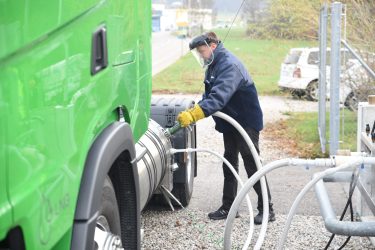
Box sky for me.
[213,0,243,13]
[153,0,244,13]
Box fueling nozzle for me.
[164,122,182,138]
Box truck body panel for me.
[0,0,151,249]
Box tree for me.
[265,0,320,40]
[244,0,321,39]
[341,0,375,108]
[242,0,264,23]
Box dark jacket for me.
[198,42,263,133]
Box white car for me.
[277,47,370,110]
[278,48,320,100]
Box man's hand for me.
[177,104,205,127]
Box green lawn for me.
[282,110,357,157]
[152,29,317,95]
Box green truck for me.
[0,1,197,249]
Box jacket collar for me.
[209,42,225,69]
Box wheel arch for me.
[71,121,140,250]
[307,78,319,87]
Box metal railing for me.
[318,2,375,155]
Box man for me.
[177,32,275,224]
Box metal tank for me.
[135,119,173,210]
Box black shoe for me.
[208,207,240,220]
[254,210,276,225]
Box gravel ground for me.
[141,95,374,249]
[142,209,373,249]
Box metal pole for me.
[341,4,347,146]
[341,39,375,79]
[318,4,328,153]
[329,2,342,156]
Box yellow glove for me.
[177,104,205,127]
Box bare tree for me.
[242,0,263,23]
[342,0,375,109]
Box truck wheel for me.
[172,126,197,207]
[94,176,122,249]
[306,80,319,101]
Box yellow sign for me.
[176,9,188,27]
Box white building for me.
[152,2,213,34]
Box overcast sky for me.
[214,0,243,13]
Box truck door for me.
[0,74,12,241]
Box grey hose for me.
[213,112,268,250]
[224,158,336,250]
[169,147,255,246]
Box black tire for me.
[94,176,121,247]
[344,92,358,111]
[172,125,197,207]
[306,80,319,101]
[290,89,305,99]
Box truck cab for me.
[0,1,196,249]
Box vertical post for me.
[181,37,183,58]
[329,2,342,155]
[318,4,328,153]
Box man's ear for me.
[210,43,217,50]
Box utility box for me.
[150,97,196,181]
[356,102,375,244]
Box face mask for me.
[190,41,215,68]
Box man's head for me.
[189,32,220,68]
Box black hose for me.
[324,170,359,250]
[337,196,354,250]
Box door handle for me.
[91,26,108,75]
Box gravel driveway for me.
[141,95,374,249]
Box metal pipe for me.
[318,3,328,154]
[278,157,375,249]
[329,1,342,155]
[315,180,337,220]
[341,39,375,79]
[223,157,375,249]
[322,171,353,183]
[315,175,375,236]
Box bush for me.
[245,0,320,40]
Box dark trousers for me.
[221,128,272,211]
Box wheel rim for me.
[308,82,319,101]
[97,215,110,232]
[94,215,123,250]
[346,93,358,111]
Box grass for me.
[274,110,358,158]
[152,28,317,95]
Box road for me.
[152,31,190,76]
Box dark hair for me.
[204,31,219,44]
[189,31,220,50]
